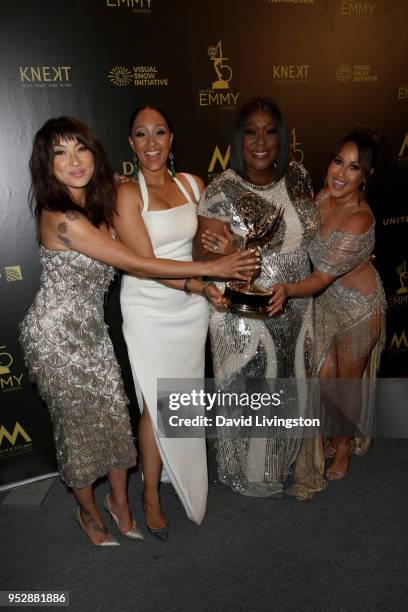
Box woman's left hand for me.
[202,226,236,255]
[265,284,288,316]
[203,282,227,310]
[206,249,260,280]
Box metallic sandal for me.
[325,444,352,481]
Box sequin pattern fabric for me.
[309,225,386,376]
[198,163,317,496]
[19,248,136,488]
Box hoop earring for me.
[169,151,176,177]
[359,181,366,193]
[133,155,139,183]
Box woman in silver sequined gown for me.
[195,98,317,497]
[19,117,260,544]
[268,128,386,496]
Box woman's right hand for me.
[113,173,133,185]
[203,282,228,311]
[206,249,260,280]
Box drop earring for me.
[169,151,176,177]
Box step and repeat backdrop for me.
[1,0,407,489]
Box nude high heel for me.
[104,494,144,540]
[74,506,119,546]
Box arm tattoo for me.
[66,211,80,221]
[56,211,79,247]
[58,234,72,247]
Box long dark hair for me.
[329,126,384,193]
[29,116,116,227]
[230,97,290,182]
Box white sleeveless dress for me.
[120,173,209,524]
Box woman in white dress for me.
[114,105,228,537]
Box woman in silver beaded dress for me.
[268,128,386,496]
[195,98,317,497]
[19,116,260,545]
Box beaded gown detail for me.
[198,163,317,497]
[19,248,137,488]
[288,217,386,500]
[310,224,386,378]
[120,174,209,524]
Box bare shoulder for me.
[117,180,141,197]
[315,187,329,202]
[116,180,142,210]
[176,172,205,202]
[178,172,205,190]
[338,207,374,235]
[190,174,205,194]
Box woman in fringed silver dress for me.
[268,127,386,498]
[195,98,317,497]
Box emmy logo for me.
[396,261,408,295]
[207,41,232,90]
[0,346,13,375]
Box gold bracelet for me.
[183,278,192,295]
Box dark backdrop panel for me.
[1,0,407,488]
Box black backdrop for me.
[1,0,407,489]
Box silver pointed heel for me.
[74,507,119,546]
[146,523,169,542]
[104,494,144,540]
[141,493,169,542]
